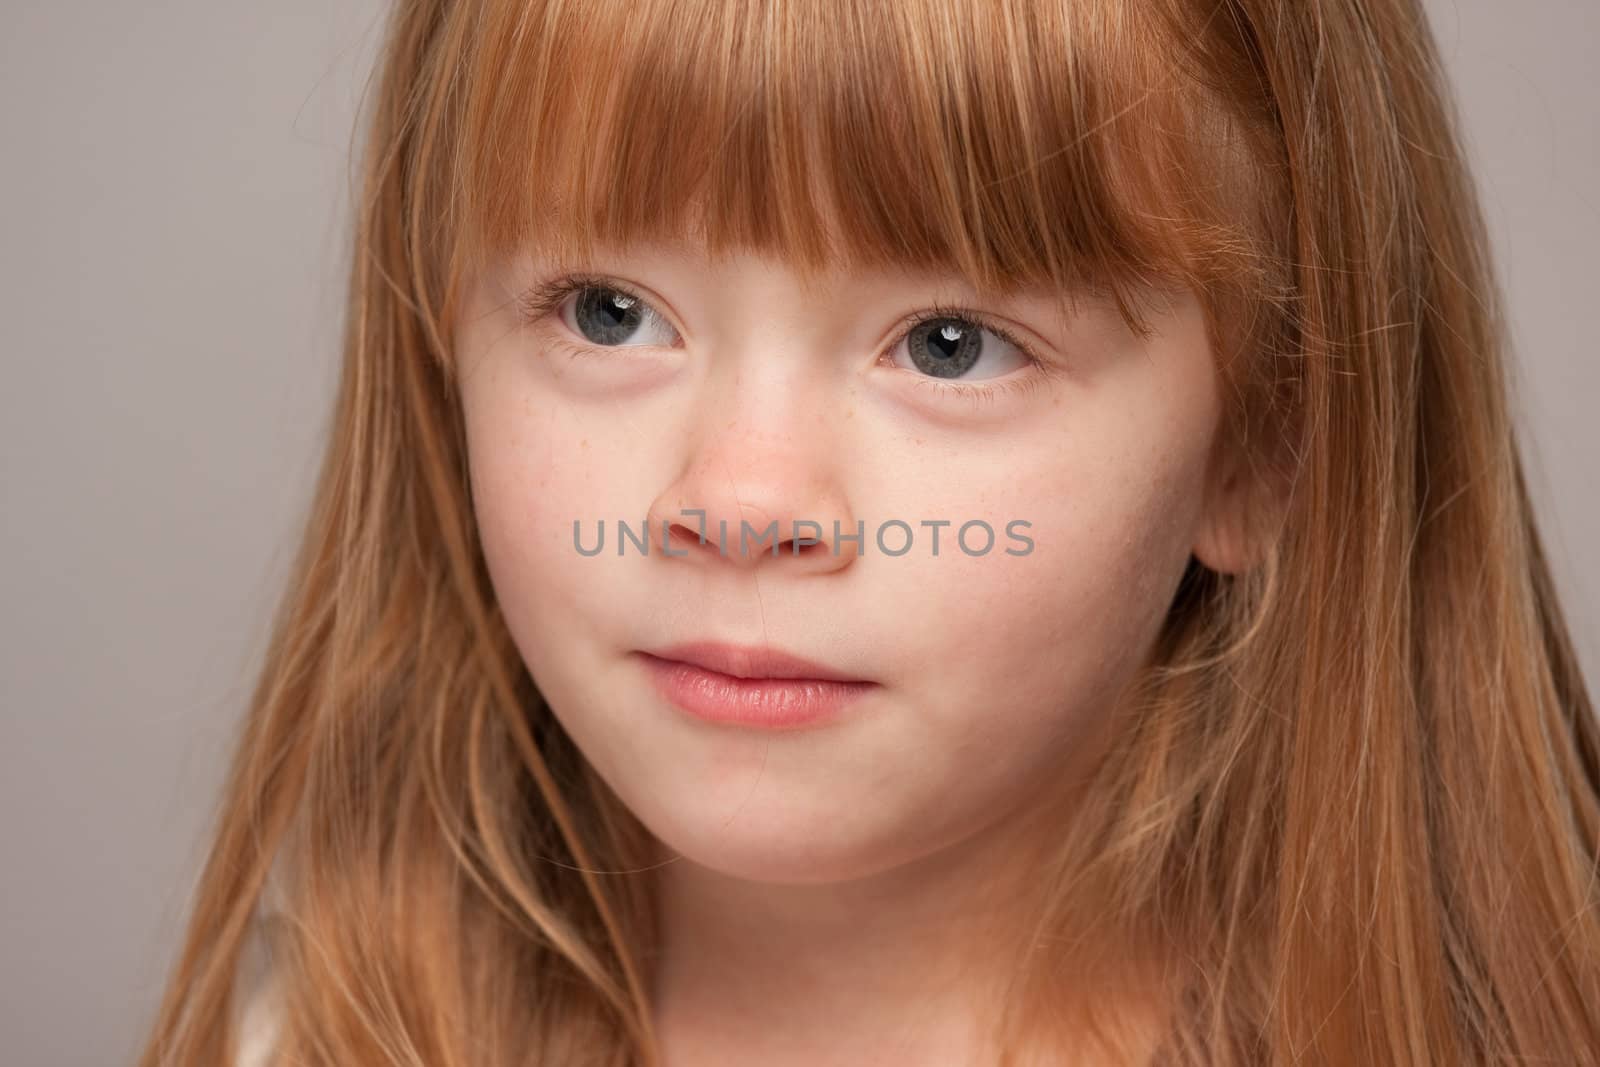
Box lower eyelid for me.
[905,367,1050,410]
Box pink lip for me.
[640,641,871,682]
[635,642,877,729]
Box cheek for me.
[461,370,659,654]
[873,426,1209,794]
[462,389,558,615]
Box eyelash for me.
[513,271,1055,410]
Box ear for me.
[1191,429,1282,576]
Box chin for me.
[638,792,925,887]
[638,766,1063,897]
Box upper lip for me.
[639,641,872,683]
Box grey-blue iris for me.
[574,287,644,345]
[908,318,981,378]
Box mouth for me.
[636,640,873,683]
[633,641,879,729]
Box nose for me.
[645,400,859,576]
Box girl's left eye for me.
[880,306,1039,388]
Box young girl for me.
[139,0,1600,1064]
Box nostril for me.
[663,520,709,554]
[653,515,847,561]
[788,536,829,558]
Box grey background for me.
[1,2,1594,1063]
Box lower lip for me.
[636,653,875,729]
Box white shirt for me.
[232,880,284,1067]
[234,973,281,1067]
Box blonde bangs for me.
[441,0,1272,335]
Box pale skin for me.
[452,232,1257,1065]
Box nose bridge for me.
[648,344,857,570]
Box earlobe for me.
[1190,435,1268,577]
[1191,505,1252,578]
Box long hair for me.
[138,1,1600,1063]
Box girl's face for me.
[454,238,1241,886]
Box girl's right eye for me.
[516,275,681,350]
